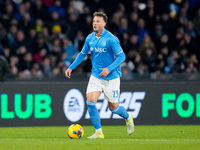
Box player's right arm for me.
[65,52,87,78]
[65,68,72,78]
[65,35,90,78]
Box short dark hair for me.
[93,12,108,23]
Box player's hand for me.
[65,68,72,78]
[99,68,109,78]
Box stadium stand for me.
[0,0,200,81]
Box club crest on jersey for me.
[90,47,94,51]
[102,42,106,46]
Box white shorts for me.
[86,75,120,103]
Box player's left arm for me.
[100,37,125,77]
[107,51,125,72]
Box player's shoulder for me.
[83,32,95,45]
[104,29,115,37]
[104,30,119,43]
[86,32,95,40]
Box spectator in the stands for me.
[11,30,31,55]
[30,0,48,20]
[48,0,66,18]
[0,0,200,80]
[137,18,149,45]
[0,55,10,82]
[62,37,78,68]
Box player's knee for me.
[86,94,93,101]
[108,102,119,110]
[86,92,99,102]
[110,106,119,114]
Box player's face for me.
[93,16,106,33]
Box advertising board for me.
[0,82,199,127]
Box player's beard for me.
[93,28,103,36]
[93,27,98,32]
[93,28,99,35]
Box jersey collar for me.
[100,28,107,37]
[94,28,107,38]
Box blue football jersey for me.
[81,29,124,80]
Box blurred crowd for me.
[0,0,200,80]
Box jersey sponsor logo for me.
[89,42,93,45]
[63,89,85,122]
[90,47,107,53]
[85,91,146,119]
[94,48,107,53]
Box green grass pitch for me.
[0,125,199,150]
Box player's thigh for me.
[86,91,101,102]
[86,75,103,102]
[104,77,120,103]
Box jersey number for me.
[113,90,119,98]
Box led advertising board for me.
[0,82,199,127]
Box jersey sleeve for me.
[109,36,123,55]
[68,52,87,70]
[107,52,125,72]
[68,35,90,70]
[81,35,90,54]
[106,36,126,72]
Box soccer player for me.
[65,12,134,139]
